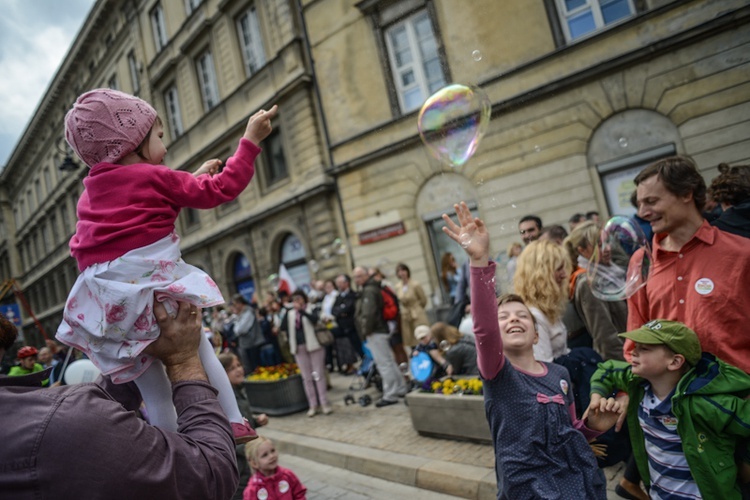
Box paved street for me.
[282,454,464,500]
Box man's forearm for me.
[166,357,208,383]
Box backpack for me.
[381,286,400,321]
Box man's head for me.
[585,211,600,225]
[619,319,701,378]
[38,347,53,366]
[518,215,542,245]
[0,313,18,359]
[709,163,750,209]
[352,267,369,287]
[538,225,568,246]
[335,274,351,291]
[230,294,249,314]
[634,156,706,235]
[568,213,586,231]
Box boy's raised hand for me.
[442,201,490,267]
[194,158,222,177]
[244,104,279,145]
[584,394,625,432]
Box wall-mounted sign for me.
[358,221,406,245]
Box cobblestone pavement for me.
[283,454,465,500]
[264,371,495,469]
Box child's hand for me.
[585,395,625,432]
[442,201,490,267]
[244,105,279,145]
[194,159,222,177]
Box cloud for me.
[0,0,94,165]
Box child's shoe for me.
[321,405,333,415]
[232,418,258,444]
[307,407,317,417]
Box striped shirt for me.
[638,385,701,499]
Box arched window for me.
[280,233,311,292]
[232,253,255,302]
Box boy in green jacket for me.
[588,319,750,499]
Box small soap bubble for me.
[331,238,347,255]
[267,274,280,290]
[472,50,482,61]
[308,260,320,273]
[586,216,652,301]
[439,340,451,352]
[619,137,628,148]
[534,145,541,153]
[459,233,471,248]
[321,247,332,260]
[312,371,320,381]
[417,84,492,168]
[510,203,518,209]
[398,362,409,374]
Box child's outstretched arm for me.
[442,202,504,380]
[193,159,222,177]
[244,105,279,145]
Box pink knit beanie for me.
[65,88,157,167]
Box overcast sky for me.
[0,0,95,166]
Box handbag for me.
[314,324,335,346]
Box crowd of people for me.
[0,87,748,500]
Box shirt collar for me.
[653,219,715,257]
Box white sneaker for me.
[321,405,333,415]
[307,408,317,417]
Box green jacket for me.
[591,354,750,498]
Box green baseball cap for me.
[619,319,702,366]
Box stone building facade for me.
[1,0,748,342]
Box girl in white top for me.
[513,240,572,362]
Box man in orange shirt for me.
[627,155,750,372]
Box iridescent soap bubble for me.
[439,339,451,352]
[267,274,280,290]
[417,84,491,168]
[331,238,347,255]
[586,216,652,301]
[471,50,482,61]
[459,233,471,248]
[308,260,320,273]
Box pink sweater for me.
[70,139,260,271]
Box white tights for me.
[134,334,243,431]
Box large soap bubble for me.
[417,84,491,167]
[586,216,652,301]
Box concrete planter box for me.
[405,391,492,444]
[242,374,309,416]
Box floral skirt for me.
[56,233,224,383]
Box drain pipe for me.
[295,0,356,268]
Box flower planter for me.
[405,391,492,444]
[242,373,309,416]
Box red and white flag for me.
[278,263,297,294]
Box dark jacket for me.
[332,289,358,334]
[445,334,479,375]
[355,277,388,339]
[712,199,750,238]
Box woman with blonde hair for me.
[513,240,571,362]
[430,322,478,376]
[563,221,626,361]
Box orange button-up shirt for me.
[626,221,750,372]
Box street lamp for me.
[56,137,79,172]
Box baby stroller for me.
[344,341,382,406]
